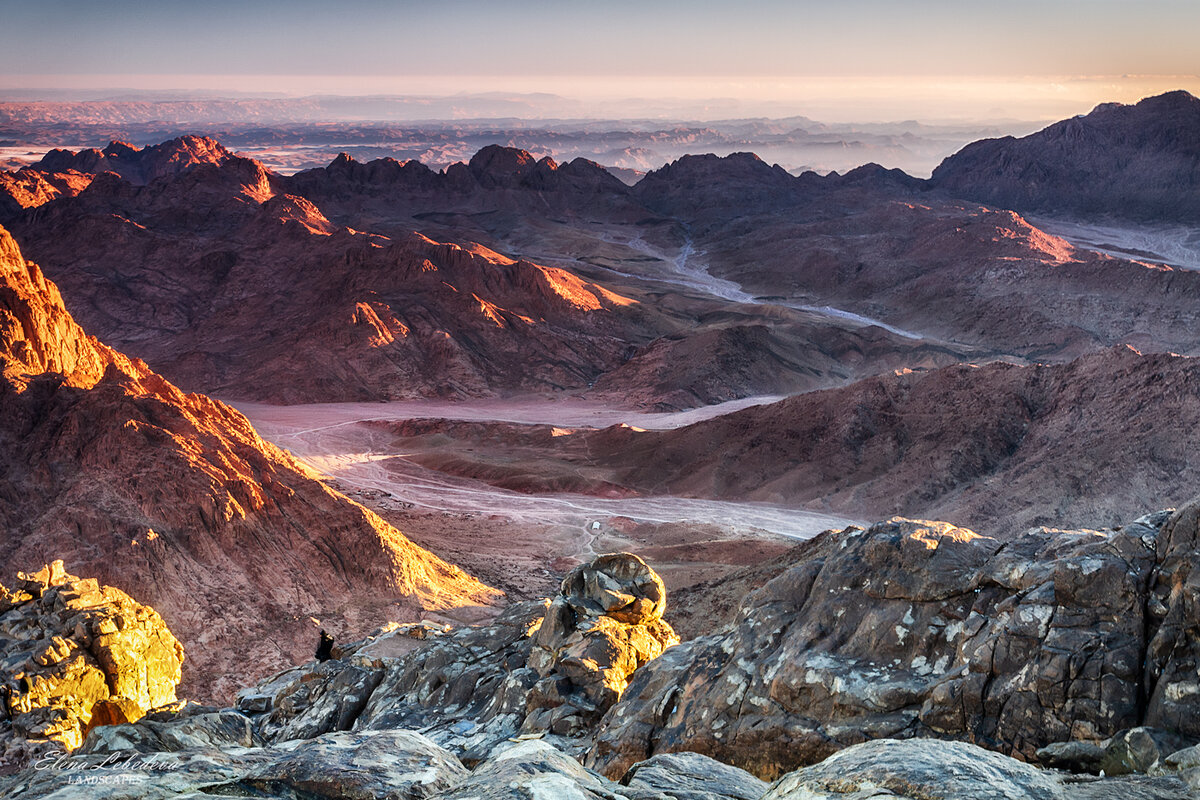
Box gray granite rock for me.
[762,738,1065,800]
[588,515,1167,780]
[622,751,768,800]
[78,709,257,755]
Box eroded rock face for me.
[0,222,502,702]
[247,601,548,758]
[587,515,1167,780]
[9,167,646,404]
[0,561,184,767]
[1145,495,1200,738]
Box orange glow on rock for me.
[534,264,636,311]
[472,293,508,328]
[901,519,986,550]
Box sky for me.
[2,0,1198,121]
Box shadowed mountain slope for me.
[930,90,1200,222]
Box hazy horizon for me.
[2,1,1198,123]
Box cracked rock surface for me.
[234,553,678,760]
[587,511,1189,781]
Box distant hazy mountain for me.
[931,90,1200,221]
[0,95,1037,177]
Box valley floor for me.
[234,398,854,602]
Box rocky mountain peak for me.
[633,151,802,220]
[836,161,924,189]
[1131,88,1200,112]
[149,134,232,165]
[0,224,125,388]
[258,193,337,235]
[29,135,234,187]
[465,144,562,190]
[468,144,541,177]
[100,140,138,158]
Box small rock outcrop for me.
[0,561,184,768]
[236,554,677,758]
[622,751,768,800]
[77,703,256,755]
[525,554,679,734]
[1153,742,1200,792]
[1039,727,1196,777]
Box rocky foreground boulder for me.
[586,506,1200,782]
[4,721,1194,799]
[0,561,184,770]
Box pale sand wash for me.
[234,398,856,598]
[234,398,852,539]
[1032,216,1200,271]
[593,229,932,340]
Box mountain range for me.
[1,90,1199,705]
